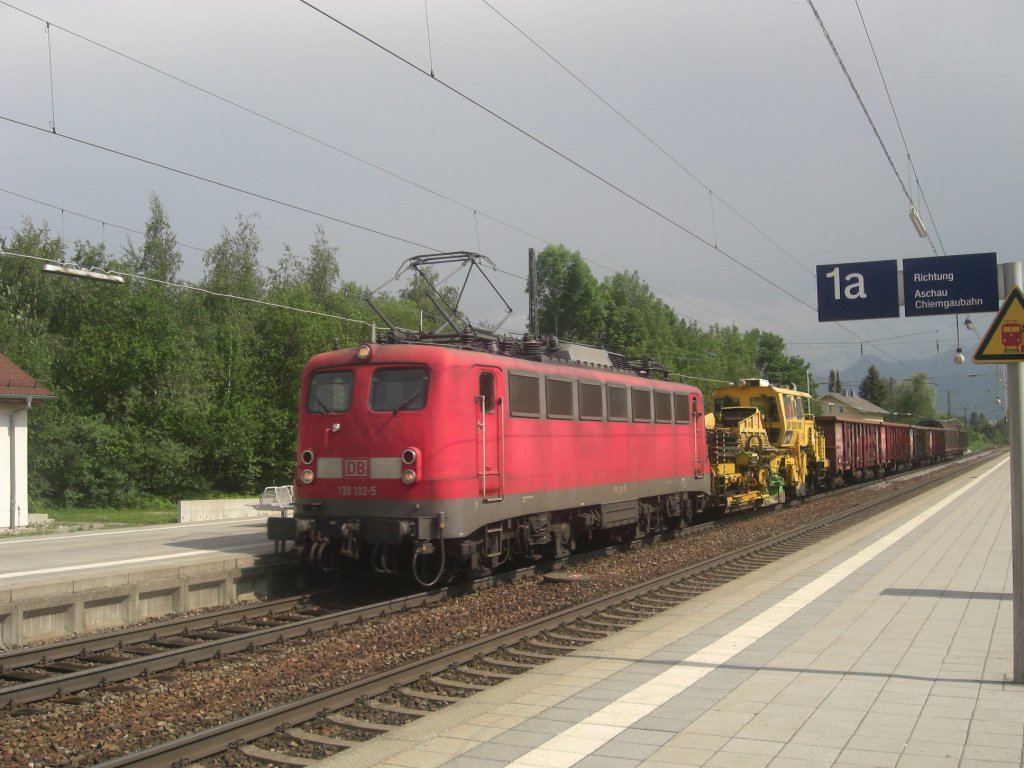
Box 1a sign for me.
[816,260,900,322]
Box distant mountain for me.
[812,347,1005,422]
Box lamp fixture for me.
[42,262,125,284]
[909,205,928,238]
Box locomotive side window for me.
[370,367,428,412]
[508,372,541,418]
[578,381,604,420]
[654,390,672,423]
[631,388,652,422]
[307,370,354,413]
[607,384,628,421]
[672,392,691,424]
[546,378,575,419]
[479,371,495,414]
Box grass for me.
[32,503,178,527]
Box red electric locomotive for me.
[269,338,711,585]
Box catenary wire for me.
[296,0,811,311]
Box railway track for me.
[0,573,535,710]
[70,451,994,768]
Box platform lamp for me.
[909,205,928,238]
[954,314,966,365]
[42,262,125,284]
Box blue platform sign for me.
[902,252,998,317]
[816,260,900,321]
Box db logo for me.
[343,459,369,478]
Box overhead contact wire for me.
[296,0,811,312]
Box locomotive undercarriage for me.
[290,490,705,586]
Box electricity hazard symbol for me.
[974,286,1024,363]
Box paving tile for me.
[961,744,1024,763]
[646,744,716,765]
[835,747,900,767]
[892,755,960,768]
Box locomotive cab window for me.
[307,370,354,413]
[370,367,428,412]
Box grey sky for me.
[2,1,1021,398]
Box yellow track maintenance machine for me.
[706,379,828,512]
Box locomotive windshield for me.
[307,370,354,413]
[371,367,429,412]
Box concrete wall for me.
[178,498,265,522]
[178,487,293,522]
[0,557,303,647]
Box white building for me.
[1,353,54,528]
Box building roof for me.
[817,391,889,415]
[0,353,55,400]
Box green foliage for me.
[533,244,605,342]
[858,365,888,407]
[891,372,936,420]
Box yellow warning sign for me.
[974,286,1024,363]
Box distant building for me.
[0,353,55,528]
[817,391,889,422]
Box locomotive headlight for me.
[401,448,418,465]
[356,344,373,362]
[300,468,316,485]
[301,449,315,465]
[401,468,417,485]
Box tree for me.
[748,330,809,390]
[202,215,264,299]
[858,365,887,406]
[827,370,843,393]
[269,225,340,300]
[891,373,936,421]
[533,244,604,342]
[601,270,679,362]
[123,194,182,283]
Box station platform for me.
[321,453,1023,768]
[0,517,293,646]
